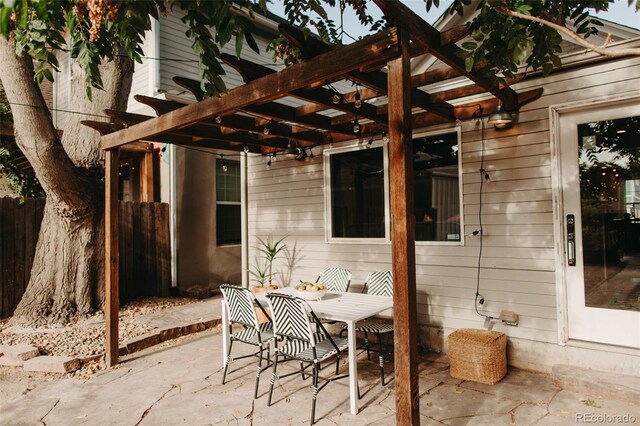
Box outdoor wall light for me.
[487,103,513,130]
[281,141,300,159]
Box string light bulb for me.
[382,131,389,143]
[266,155,272,170]
[354,86,362,109]
[263,121,271,135]
[243,145,249,153]
[353,118,360,134]
[215,115,222,124]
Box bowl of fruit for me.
[294,282,328,301]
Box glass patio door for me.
[559,100,640,349]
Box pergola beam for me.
[102,27,399,150]
[374,0,520,111]
[280,23,456,121]
[221,53,384,124]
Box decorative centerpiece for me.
[294,281,328,301]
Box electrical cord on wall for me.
[473,107,499,322]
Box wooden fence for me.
[0,197,45,319]
[0,197,171,318]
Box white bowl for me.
[294,288,328,301]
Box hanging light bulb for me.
[243,145,249,153]
[353,118,360,134]
[331,91,341,105]
[266,155,272,170]
[382,131,389,143]
[354,86,362,109]
[263,121,271,135]
[222,162,228,172]
[215,115,222,124]
[368,136,374,146]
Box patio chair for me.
[344,271,394,385]
[220,284,275,399]
[265,293,350,425]
[316,267,351,293]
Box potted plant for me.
[250,234,287,293]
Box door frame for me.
[550,90,640,346]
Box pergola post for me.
[105,148,120,367]
[140,150,154,202]
[388,29,420,425]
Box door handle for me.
[566,214,576,266]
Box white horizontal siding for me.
[246,55,640,345]
[157,13,279,100]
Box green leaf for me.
[461,41,477,50]
[464,55,474,72]
[0,7,11,36]
[245,31,259,53]
[42,68,53,82]
[235,30,244,58]
[309,1,327,19]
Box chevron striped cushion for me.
[355,318,394,334]
[365,271,393,297]
[317,268,351,293]
[278,335,348,362]
[233,321,275,345]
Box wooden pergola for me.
[96,2,542,423]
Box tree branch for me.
[497,7,640,57]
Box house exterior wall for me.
[157,12,279,292]
[246,54,640,375]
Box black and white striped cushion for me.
[355,318,394,334]
[317,268,352,293]
[279,336,348,362]
[365,271,393,297]
[221,284,260,328]
[233,321,275,345]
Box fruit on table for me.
[295,281,326,291]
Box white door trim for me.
[550,90,640,346]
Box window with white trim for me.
[325,144,389,241]
[216,159,241,245]
[413,130,462,243]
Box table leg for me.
[346,320,358,415]
[221,300,229,365]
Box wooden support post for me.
[388,30,420,425]
[141,151,154,202]
[105,148,120,367]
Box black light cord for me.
[473,107,499,321]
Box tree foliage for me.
[432,0,640,83]
[0,0,264,99]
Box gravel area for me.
[0,297,199,360]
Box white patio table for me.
[220,288,393,415]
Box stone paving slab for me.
[23,356,80,373]
[553,364,640,405]
[2,298,639,426]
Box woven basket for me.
[447,328,507,385]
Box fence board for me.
[2,198,16,316]
[13,201,25,310]
[1,197,171,318]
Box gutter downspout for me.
[150,18,161,95]
[240,151,249,288]
[170,144,178,289]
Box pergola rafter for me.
[97,3,545,424]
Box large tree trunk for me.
[0,40,133,326]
